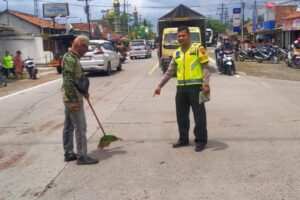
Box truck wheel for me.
[57,66,62,74]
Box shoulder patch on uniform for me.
[175,51,180,58]
[198,46,206,55]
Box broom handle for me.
[86,98,107,136]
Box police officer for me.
[154,26,210,152]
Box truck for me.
[157,4,206,73]
[206,28,214,47]
[48,34,76,74]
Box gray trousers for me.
[63,101,87,158]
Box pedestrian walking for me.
[14,50,23,79]
[153,26,211,152]
[61,35,98,165]
[2,50,17,78]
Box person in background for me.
[14,50,23,79]
[2,50,17,78]
[0,62,7,87]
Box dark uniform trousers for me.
[176,84,207,146]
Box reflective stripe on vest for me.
[3,55,13,68]
[173,43,203,86]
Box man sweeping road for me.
[61,35,98,165]
[154,26,211,152]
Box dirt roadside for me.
[0,68,61,98]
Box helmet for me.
[223,36,229,43]
[297,37,300,43]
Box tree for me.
[208,19,230,35]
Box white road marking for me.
[148,63,159,75]
[0,78,61,101]
[209,56,216,64]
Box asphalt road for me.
[0,52,299,200]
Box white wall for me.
[0,37,53,64]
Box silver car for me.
[129,39,152,59]
[80,40,122,75]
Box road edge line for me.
[148,63,159,75]
[0,78,62,101]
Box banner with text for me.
[233,8,241,33]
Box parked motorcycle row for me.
[238,44,300,69]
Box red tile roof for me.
[72,23,89,32]
[282,12,300,20]
[7,10,65,29]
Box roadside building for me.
[253,4,297,48]
[282,12,300,48]
[0,9,65,64]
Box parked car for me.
[129,39,152,59]
[80,40,122,75]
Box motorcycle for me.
[275,47,288,62]
[116,44,128,63]
[238,48,257,61]
[221,50,235,76]
[255,46,279,64]
[23,58,38,79]
[286,48,300,69]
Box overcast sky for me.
[1,0,298,28]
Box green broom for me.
[86,98,121,149]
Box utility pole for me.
[34,0,39,17]
[218,3,225,24]
[224,8,229,24]
[3,0,9,25]
[241,0,245,47]
[126,0,131,37]
[78,0,92,38]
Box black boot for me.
[64,152,77,162]
[172,140,189,148]
[77,156,99,165]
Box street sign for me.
[43,3,69,18]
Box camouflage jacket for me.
[61,51,83,102]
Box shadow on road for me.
[206,140,228,151]
[89,146,126,161]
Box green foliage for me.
[207,19,230,35]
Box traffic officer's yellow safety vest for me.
[173,43,204,86]
[2,55,13,69]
